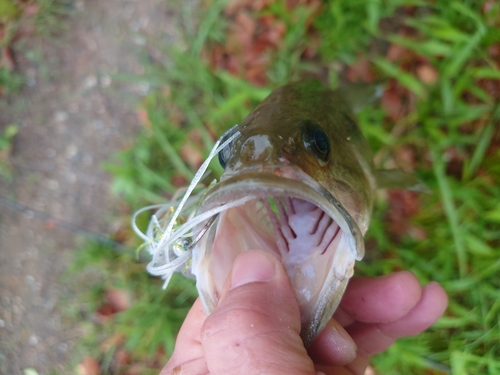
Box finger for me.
[346,281,448,359]
[308,318,357,366]
[345,323,395,360]
[344,356,370,375]
[160,299,208,374]
[338,271,423,325]
[201,250,316,375]
[315,364,355,375]
[379,281,448,338]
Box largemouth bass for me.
[135,80,422,346]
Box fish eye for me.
[302,120,330,163]
[218,145,231,169]
[313,129,330,155]
[218,132,233,169]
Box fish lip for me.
[196,167,365,261]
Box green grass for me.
[0,0,73,96]
[74,0,500,373]
[0,124,18,180]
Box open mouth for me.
[191,169,364,345]
[134,126,367,345]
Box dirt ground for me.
[0,0,177,373]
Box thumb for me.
[200,250,316,375]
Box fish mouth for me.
[191,166,365,345]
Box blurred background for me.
[0,0,499,374]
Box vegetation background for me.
[2,0,499,374]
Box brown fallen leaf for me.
[188,129,205,149]
[478,77,500,100]
[234,11,256,46]
[44,220,56,231]
[381,84,405,121]
[24,4,39,16]
[386,43,409,62]
[245,58,268,86]
[115,349,131,366]
[171,173,188,188]
[1,46,15,71]
[488,44,500,66]
[416,63,439,85]
[224,0,254,17]
[136,108,151,129]
[386,190,420,238]
[95,304,114,323]
[77,356,100,375]
[124,364,151,375]
[180,143,203,170]
[101,333,126,353]
[105,288,130,313]
[394,145,417,172]
[346,55,375,83]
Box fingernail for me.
[231,250,276,289]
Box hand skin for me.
[161,250,448,375]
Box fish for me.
[136,80,424,346]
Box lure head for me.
[191,80,378,345]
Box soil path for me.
[0,1,176,373]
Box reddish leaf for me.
[386,43,409,63]
[44,220,56,230]
[136,108,151,129]
[180,143,203,170]
[115,349,131,366]
[394,146,417,171]
[188,129,205,149]
[478,77,500,100]
[408,225,428,241]
[24,4,38,16]
[416,64,439,85]
[443,147,465,180]
[112,223,131,244]
[105,289,130,313]
[258,20,286,48]
[224,0,259,16]
[124,364,151,375]
[171,173,188,188]
[386,190,421,238]
[382,85,405,121]
[346,56,375,83]
[101,333,126,352]
[77,357,100,375]
[302,33,320,60]
[95,304,114,323]
[245,59,268,86]
[1,47,15,71]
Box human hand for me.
[162,250,448,375]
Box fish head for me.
[192,81,377,346]
[220,80,375,233]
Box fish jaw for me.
[191,167,365,346]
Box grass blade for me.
[431,147,467,278]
